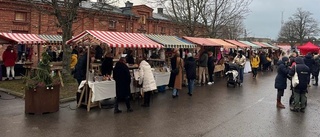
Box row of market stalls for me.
[0,31,281,58]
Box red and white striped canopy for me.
[67,30,163,48]
[0,32,46,44]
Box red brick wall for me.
[0,0,204,61]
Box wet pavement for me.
[1,71,320,137]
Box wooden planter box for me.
[25,84,60,114]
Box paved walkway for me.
[1,71,320,137]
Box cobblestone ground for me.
[1,71,320,137]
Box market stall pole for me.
[77,44,101,111]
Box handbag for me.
[171,59,181,75]
[292,65,299,87]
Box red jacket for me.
[2,49,17,67]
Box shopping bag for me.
[292,66,299,87]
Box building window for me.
[139,15,146,24]
[161,27,166,34]
[109,20,116,29]
[15,12,27,21]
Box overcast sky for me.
[92,0,320,40]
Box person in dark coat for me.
[101,53,113,76]
[2,46,17,80]
[259,52,267,71]
[126,50,135,65]
[74,50,87,85]
[168,53,178,88]
[312,54,320,86]
[274,56,290,109]
[289,57,310,112]
[207,51,216,85]
[113,57,133,113]
[184,53,196,96]
[95,45,103,60]
[73,48,91,104]
[304,53,315,84]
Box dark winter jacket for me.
[312,55,320,76]
[289,57,310,93]
[207,56,216,70]
[73,54,87,84]
[126,55,135,65]
[274,58,290,89]
[184,57,197,79]
[304,53,315,72]
[260,53,268,64]
[101,56,113,76]
[168,56,178,88]
[95,46,103,60]
[113,61,131,99]
[198,52,208,67]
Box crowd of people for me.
[274,51,320,112]
[69,45,319,114]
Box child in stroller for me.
[225,63,240,87]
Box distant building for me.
[238,37,272,43]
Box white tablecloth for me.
[78,80,116,102]
[153,72,170,86]
[244,61,252,73]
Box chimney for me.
[157,8,163,14]
[125,1,133,8]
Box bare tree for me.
[203,0,251,38]
[155,0,251,38]
[278,20,298,47]
[26,0,117,74]
[292,8,319,44]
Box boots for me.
[276,99,285,108]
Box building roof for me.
[80,1,123,14]
[152,13,170,21]
[145,34,196,48]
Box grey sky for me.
[245,0,320,40]
[92,0,320,40]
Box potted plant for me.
[24,51,60,114]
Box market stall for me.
[239,41,261,49]
[67,30,163,111]
[297,42,320,55]
[0,32,47,78]
[182,36,226,77]
[145,34,196,65]
[225,40,250,49]
[252,42,269,48]
[261,42,279,50]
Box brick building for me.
[0,0,179,36]
[0,0,189,61]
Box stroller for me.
[225,63,240,88]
